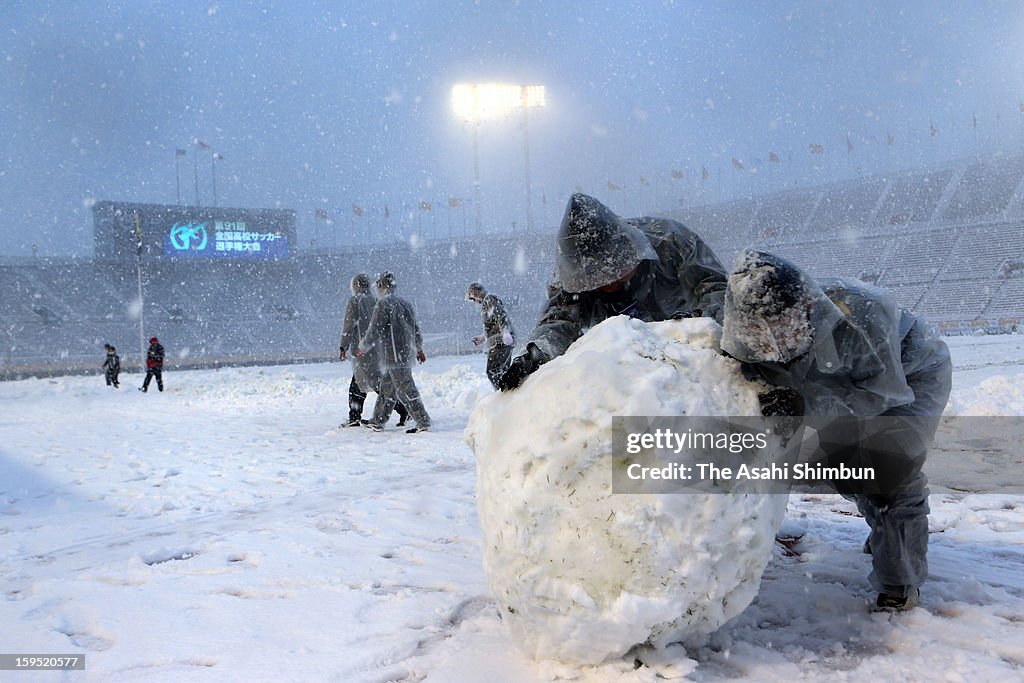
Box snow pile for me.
[465,316,788,665]
[948,373,1024,415]
[416,362,495,413]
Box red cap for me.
[149,337,159,344]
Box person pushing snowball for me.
[496,192,728,391]
[721,248,952,612]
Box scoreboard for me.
[93,201,296,262]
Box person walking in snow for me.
[102,343,120,388]
[140,336,165,392]
[496,192,728,390]
[720,248,952,612]
[339,273,409,428]
[356,271,432,433]
[466,282,517,389]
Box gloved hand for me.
[496,343,546,391]
[758,387,804,417]
[501,330,514,346]
[417,349,427,364]
[339,349,347,361]
[758,387,804,442]
[472,334,485,347]
[671,308,703,319]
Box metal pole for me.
[193,148,200,206]
[134,212,146,371]
[211,154,218,207]
[175,154,181,206]
[522,89,535,233]
[473,122,482,236]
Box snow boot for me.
[873,588,919,612]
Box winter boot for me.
[406,425,429,434]
[872,588,920,612]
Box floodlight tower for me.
[451,83,547,235]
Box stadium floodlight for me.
[451,83,547,122]
[451,83,547,233]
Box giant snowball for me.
[465,316,788,665]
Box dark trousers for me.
[105,370,119,387]
[142,367,163,391]
[349,375,407,424]
[486,344,514,390]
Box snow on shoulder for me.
[465,315,788,665]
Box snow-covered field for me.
[2,333,1023,682]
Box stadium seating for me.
[3,153,1024,376]
[941,155,1024,223]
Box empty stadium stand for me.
[3,153,1023,377]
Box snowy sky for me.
[4,0,1024,256]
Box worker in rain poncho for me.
[339,273,409,428]
[356,271,432,433]
[466,281,517,389]
[720,248,952,612]
[496,192,728,390]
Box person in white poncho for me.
[721,248,953,612]
[356,271,432,434]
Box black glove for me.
[758,387,804,417]
[496,343,546,391]
[671,308,703,320]
[758,387,804,441]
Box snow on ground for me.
[1,333,1023,682]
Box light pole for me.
[451,83,547,236]
[133,211,146,369]
[211,152,224,207]
[193,138,211,206]
[175,148,186,205]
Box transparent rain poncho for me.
[721,249,816,364]
[721,249,949,417]
[555,193,658,293]
[359,291,424,370]
[524,194,728,362]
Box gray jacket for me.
[526,217,727,361]
[725,276,952,417]
[359,293,424,369]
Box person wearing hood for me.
[102,343,120,388]
[721,248,952,612]
[140,336,165,393]
[466,282,517,389]
[356,271,432,433]
[496,192,728,391]
[339,273,409,428]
